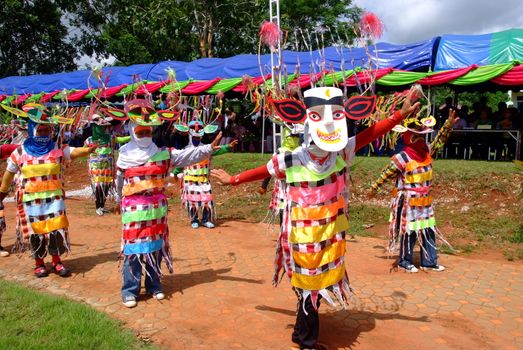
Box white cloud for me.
[353,0,523,43]
[75,54,116,70]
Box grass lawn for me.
[0,279,155,350]
[211,153,523,260]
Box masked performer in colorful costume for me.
[370,109,458,273]
[84,114,130,216]
[109,99,222,308]
[172,115,237,229]
[212,87,419,349]
[0,103,96,277]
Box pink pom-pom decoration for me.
[259,21,281,48]
[242,75,255,90]
[359,11,384,40]
[216,90,225,101]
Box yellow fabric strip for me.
[24,180,62,193]
[30,215,69,234]
[293,240,346,269]
[291,198,345,221]
[290,215,349,244]
[123,179,164,197]
[291,264,345,290]
[21,163,61,179]
[183,175,208,183]
[409,196,433,207]
[92,176,113,183]
[405,155,432,172]
[405,170,432,184]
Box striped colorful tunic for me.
[118,149,173,273]
[85,137,114,191]
[116,144,213,274]
[7,147,70,256]
[179,144,230,222]
[267,139,355,308]
[371,120,453,255]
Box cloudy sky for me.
[353,0,523,43]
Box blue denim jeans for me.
[190,207,211,224]
[121,252,162,300]
[398,228,438,268]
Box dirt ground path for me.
[0,198,521,350]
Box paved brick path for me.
[0,198,521,349]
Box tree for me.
[0,0,77,78]
[68,0,362,65]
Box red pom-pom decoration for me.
[359,11,384,40]
[259,21,281,48]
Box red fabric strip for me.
[123,223,166,240]
[182,78,221,94]
[125,164,167,178]
[491,64,523,85]
[418,65,477,85]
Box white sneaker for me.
[154,292,165,300]
[101,208,111,213]
[421,265,445,272]
[0,250,9,257]
[203,222,215,229]
[96,208,104,216]
[400,264,419,273]
[123,296,137,308]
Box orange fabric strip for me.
[291,197,345,221]
[405,154,432,172]
[123,179,164,197]
[293,240,346,269]
[24,180,62,193]
[409,196,433,207]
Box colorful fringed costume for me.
[371,118,454,271]
[176,144,231,226]
[8,147,70,258]
[212,86,415,349]
[0,103,94,277]
[110,99,214,305]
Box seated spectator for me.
[437,96,455,128]
[496,111,513,130]
[454,106,469,129]
[474,110,493,129]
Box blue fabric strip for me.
[123,239,163,255]
[24,200,65,217]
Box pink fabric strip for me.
[288,176,344,206]
[183,193,213,202]
[122,193,166,207]
[19,148,63,163]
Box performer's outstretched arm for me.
[212,165,270,186]
[354,95,420,152]
[370,162,399,192]
[430,109,458,156]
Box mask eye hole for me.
[308,111,321,122]
[333,110,347,120]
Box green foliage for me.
[0,0,77,77]
[0,279,156,350]
[432,86,510,112]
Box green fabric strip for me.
[377,71,428,86]
[186,168,208,176]
[84,89,98,99]
[23,189,63,202]
[115,136,130,144]
[159,80,191,93]
[25,92,45,103]
[450,63,514,85]
[408,217,436,231]
[116,82,147,97]
[286,156,346,183]
[122,206,167,224]
[322,70,354,86]
[206,78,242,94]
[148,150,170,162]
[95,147,112,155]
[264,74,296,88]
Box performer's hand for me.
[228,140,238,149]
[88,143,99,154]
[447,108,460,126]
[211,132,223,151]
[399,91,421,118]
[210,168,232,185]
